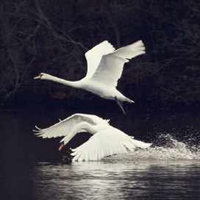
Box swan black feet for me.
[115,97,126,115]
[60,149,72,164]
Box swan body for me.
[34,113,151,162]
[34,40,145,113]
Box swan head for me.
[58,126,89,151]
[58,136,70,151]
[34,73,53,80]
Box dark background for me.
[0,0,199,113]
[0,2,200,199]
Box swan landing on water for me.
[34,113,151,162]
[34,40,145,114]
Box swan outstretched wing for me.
[71,127,151,162]
[90,40,145,87]
[34,113,108,139]
[85,41,115,79]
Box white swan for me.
[34,113,151,162]
[34,40,145,114]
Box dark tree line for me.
[0,0,199,109]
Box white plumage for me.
[34,40,145,114]
[84,41,115,79]
[34,113,151,162]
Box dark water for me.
[0,108,200,200]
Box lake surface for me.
[0,108,200,199]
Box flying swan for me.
[34,113,151,162]
[34,40,145,114]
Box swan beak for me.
[34,75,40,80]
[58,143,65,151]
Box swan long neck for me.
[61,122,96,146]
[73,122,97,136]
[44,74,81,88]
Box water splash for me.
[108,134,200,161]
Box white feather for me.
[90,40,145,87]
[85,40,115,79]
[34,40,145,109]
[35,113,151,162]
[34,113,108,143]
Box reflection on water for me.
[34,160,200,200]
[0,109,200,199]
[34,141,200,200]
